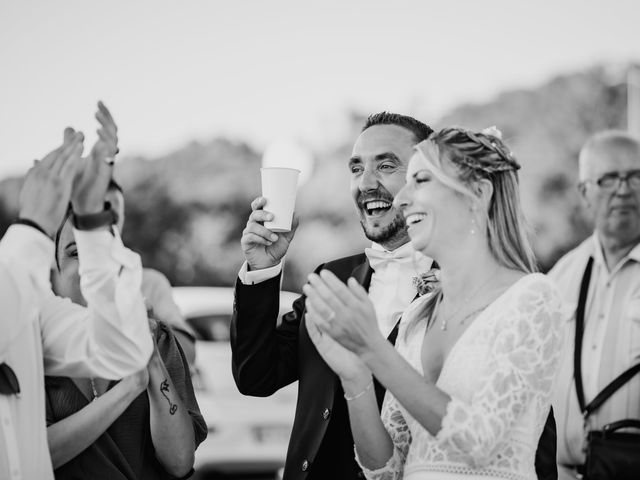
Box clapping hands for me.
[18,102,119,234]
[18,131,84,237]
[72,101,118,215]
[303,270,386,381]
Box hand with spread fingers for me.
[303,270,387,366]
[240,196,299,270]
[305,302,370,383]
[71,102,118,216]
[18,131,85,237]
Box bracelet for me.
[72,209,117,231]
[14,218,53,240]
[344,380,374,402]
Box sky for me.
[1,0,639,179]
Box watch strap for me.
[72,209,117,231]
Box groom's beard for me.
[360,211,407,245]
[356,186,408,245]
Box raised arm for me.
[231,196,301,395]
[0,130,84,361]
[41,103,152,378]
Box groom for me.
[230,112,558,480]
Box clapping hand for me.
[72,101,118,215]
[18,131,84,237]
[303,270,385,378]
[306,307,369,382]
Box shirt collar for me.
[368,242,433,271]
[592,232,640,270]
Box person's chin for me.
[361,211,391,232]
[407,219,433,255]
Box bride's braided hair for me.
[435,127,521,176]
[405,126,537,335]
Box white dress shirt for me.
[549,234,640,466]
[0,225,153,480]
[238,242,433,338]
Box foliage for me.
[0,65,631,290]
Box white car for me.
[171,286,299,478]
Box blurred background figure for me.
[2,2,639,478]
[550,131,640,480]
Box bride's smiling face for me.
[394,148,475,258]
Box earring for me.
[470,204,477,235]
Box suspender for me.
[573,256,640,418]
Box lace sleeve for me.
[436,276,563,468]
[355,390,412,480]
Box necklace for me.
[90,378,99,401]
[438,268,498,331]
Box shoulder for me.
[494,273,564,341]
[320,253,367,274]
[547,237,593,280]
[504,273,562,310]
[142,267,172,290]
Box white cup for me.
[261,167,300,232]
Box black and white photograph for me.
[1,1,640,479]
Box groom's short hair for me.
[362,112,433,143]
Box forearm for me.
[147,356,195,477]
[47,382,137,468]
[231,277,300,395]
[74,229,152,376]
[342,378,394,470]
[362,339,450,435]
[0,225,53,359]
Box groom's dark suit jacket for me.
[230,253,558,480]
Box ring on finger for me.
[326,310,336,322]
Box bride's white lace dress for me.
[358,273,564,480]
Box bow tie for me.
[365,247,415,272]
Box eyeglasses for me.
[0,363,20,396]
[585,170,640,191]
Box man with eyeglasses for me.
[549,130,640,479]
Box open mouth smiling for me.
[405,213,427,226]
[363,200,392,216]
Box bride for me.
[302,126,564,480]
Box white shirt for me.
[365,242,433,337]
[238,242,433,338]
[0,225,154,480]
[549,233,640,465]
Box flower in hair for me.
[412,267,440,296]
[481,125,503,140]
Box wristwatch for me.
[72,209,117,231]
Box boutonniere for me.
[412,267,440,296]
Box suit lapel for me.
[351,260,373,291]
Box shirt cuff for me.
[238,261,282,285]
